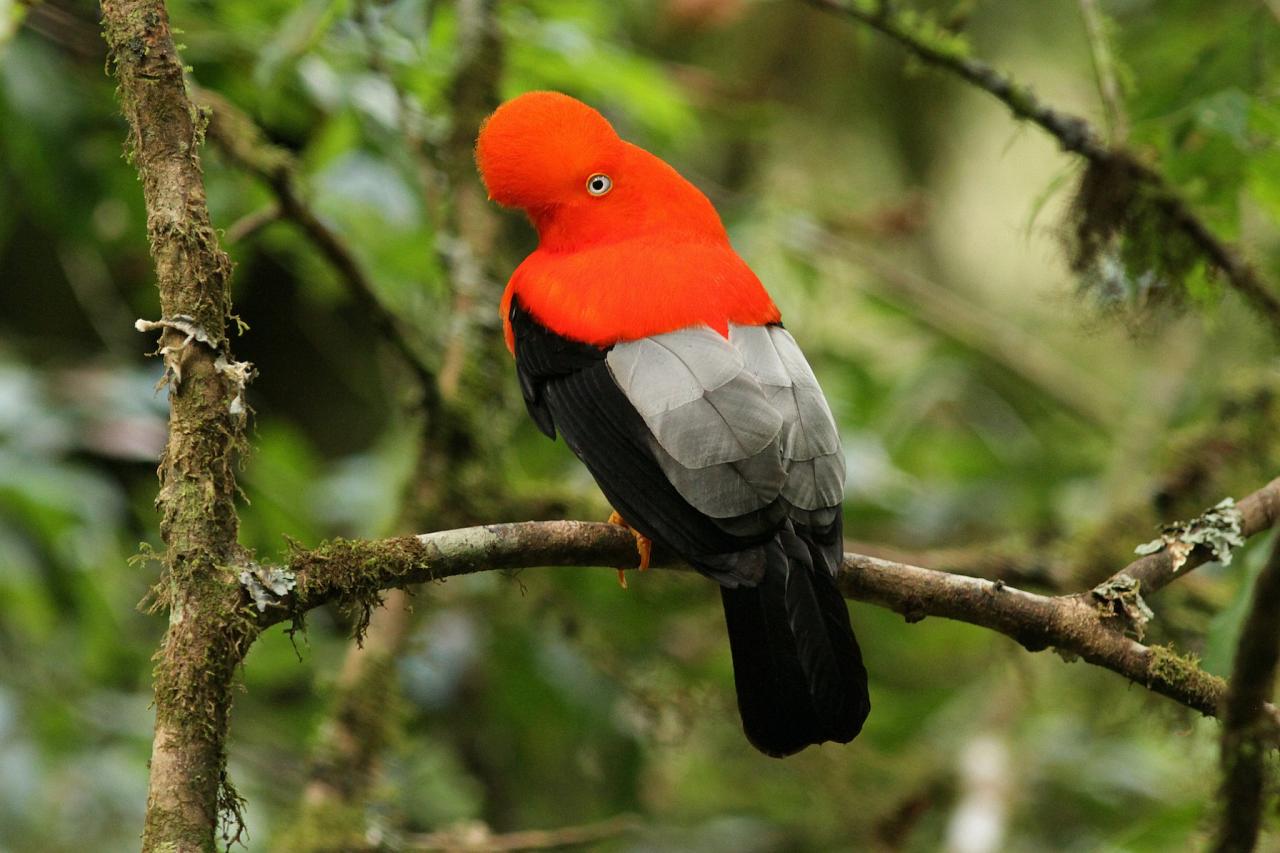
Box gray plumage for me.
[605,323,845,545]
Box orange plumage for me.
[475,91,780,349]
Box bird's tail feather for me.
[719,527,869,757]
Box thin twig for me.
[1213,528,1280,853]
[224,203,281,244]
[406,814,641,852]
[194,87,444,410]
[844,538,1065,590]
[804,0,1280,334]
[811,227,1122,429]
[1077,0,1127,144]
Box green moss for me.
[1147,643,1226,712]
[892,7,972,62]
[289,537,435,642]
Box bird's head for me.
[476,91,724,249]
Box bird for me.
[475,90,869,757]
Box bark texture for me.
[102,2,251,849]
[1214,530,1280,852]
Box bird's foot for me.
[608,510,651,588]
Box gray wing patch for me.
[730,325,845,525]
[607,328,786,521]
[605,323,845,532]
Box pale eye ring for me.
[586,173,613,196]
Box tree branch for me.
[1100,476,1280,595]
[1214,529,1280,852]
[244,507,1280,738]
[404,814,641,852]
[1077,0,1127,144]
[805,0,1280,334]
[102,1,252,848]
[194,86,444,411]
[285,2,508,844]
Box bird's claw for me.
[608,510,651,588]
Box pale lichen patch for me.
[239,563,297,612]
[1091,573,1155,639]
[1135,497,1245,570]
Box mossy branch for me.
[806,0,1280,334]
[245,491,1280,740]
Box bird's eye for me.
[586,173,613,196]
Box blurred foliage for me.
[1,0,1278,850]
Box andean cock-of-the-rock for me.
[475,90,869,756]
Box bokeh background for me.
[2,0,1279,850]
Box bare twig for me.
[57,243,138,357]
[194,87,444,410]
[405,814,641,852]
[21,0,102,59]
[844,538,1065,591]
[249,513,1280,736]
[1077,0,1127,143]
[805,0,1280,334]
[224,203,281,244]
[808,227,1122,429]
[1213,529,1280,852]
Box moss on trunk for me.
[102,1,253,849]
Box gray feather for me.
[732,325,845,513]
[651,436,786,518]
[606,323,844,528]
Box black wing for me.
[509,298,767,584]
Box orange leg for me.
[608,510,652,588]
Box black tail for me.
[718,527,869,757]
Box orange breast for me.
[501,238,781,351]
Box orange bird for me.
[476,91,869,756]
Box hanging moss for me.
[288,537,436,643]
[1064,157,1207,321]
